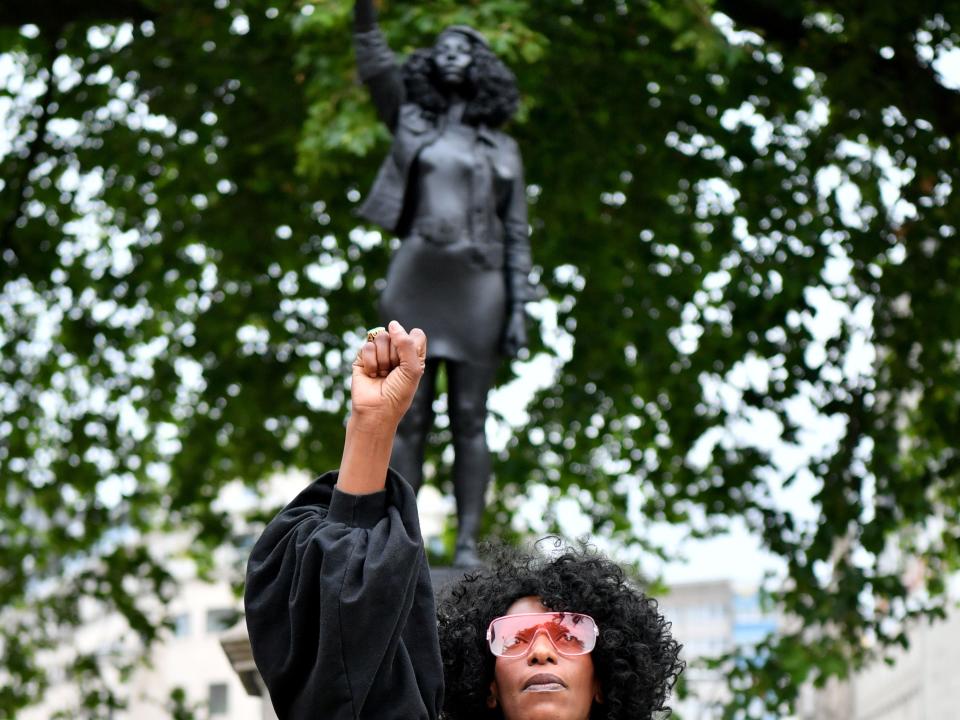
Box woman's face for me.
[489,596,601,720]
[432,33,473,86]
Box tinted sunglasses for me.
[486,612,599,658]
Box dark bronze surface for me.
[353,0,534,566]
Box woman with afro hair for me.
[352,0,536,568]
[245,324,684,720]
[438,542,684,720]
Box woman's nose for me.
[527,631,558,664]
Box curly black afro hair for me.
[402,35,520,128]
[437,541,684,720]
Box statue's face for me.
[432,33,473,86]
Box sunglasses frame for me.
[486,611,600,658]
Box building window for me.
[206,608,237,634]
[209,683,229,715]
[172,612,191,638]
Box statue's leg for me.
[389,357,439,493]
[447,360,497,567]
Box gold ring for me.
[366,326,387,343]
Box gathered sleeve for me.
[244,470,443,720]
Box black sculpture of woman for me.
[353,0,534,567]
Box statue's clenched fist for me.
[351,320,427,431]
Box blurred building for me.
[659,579,781,720]
[125,578,267,720]
[20,576,264,720]
[808,605,960,719]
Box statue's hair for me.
[437,540,684,720]
[402,37,520,128]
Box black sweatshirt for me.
[244,469,444,720]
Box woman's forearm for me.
[354,0,378,32]
[337,322,425,494]
[337,415,396,495]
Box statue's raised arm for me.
[354,0,404,131]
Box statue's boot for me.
[453,537,482,568]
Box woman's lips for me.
[522,673,567,692]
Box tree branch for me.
[714,0,960,138]
[716,0,807,45]
[0,38,57,263]
[0,0,154,32]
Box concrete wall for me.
[813,607,960,719]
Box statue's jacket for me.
[353,27,534,302]
[245,469,444,719]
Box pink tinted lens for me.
[487,612,598,657]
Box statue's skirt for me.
[379,234,505,366]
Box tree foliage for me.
[1,0,959,716]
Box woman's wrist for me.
[337,414,397,495]
[347,412,399,439]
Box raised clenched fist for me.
[350,320,427,431]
